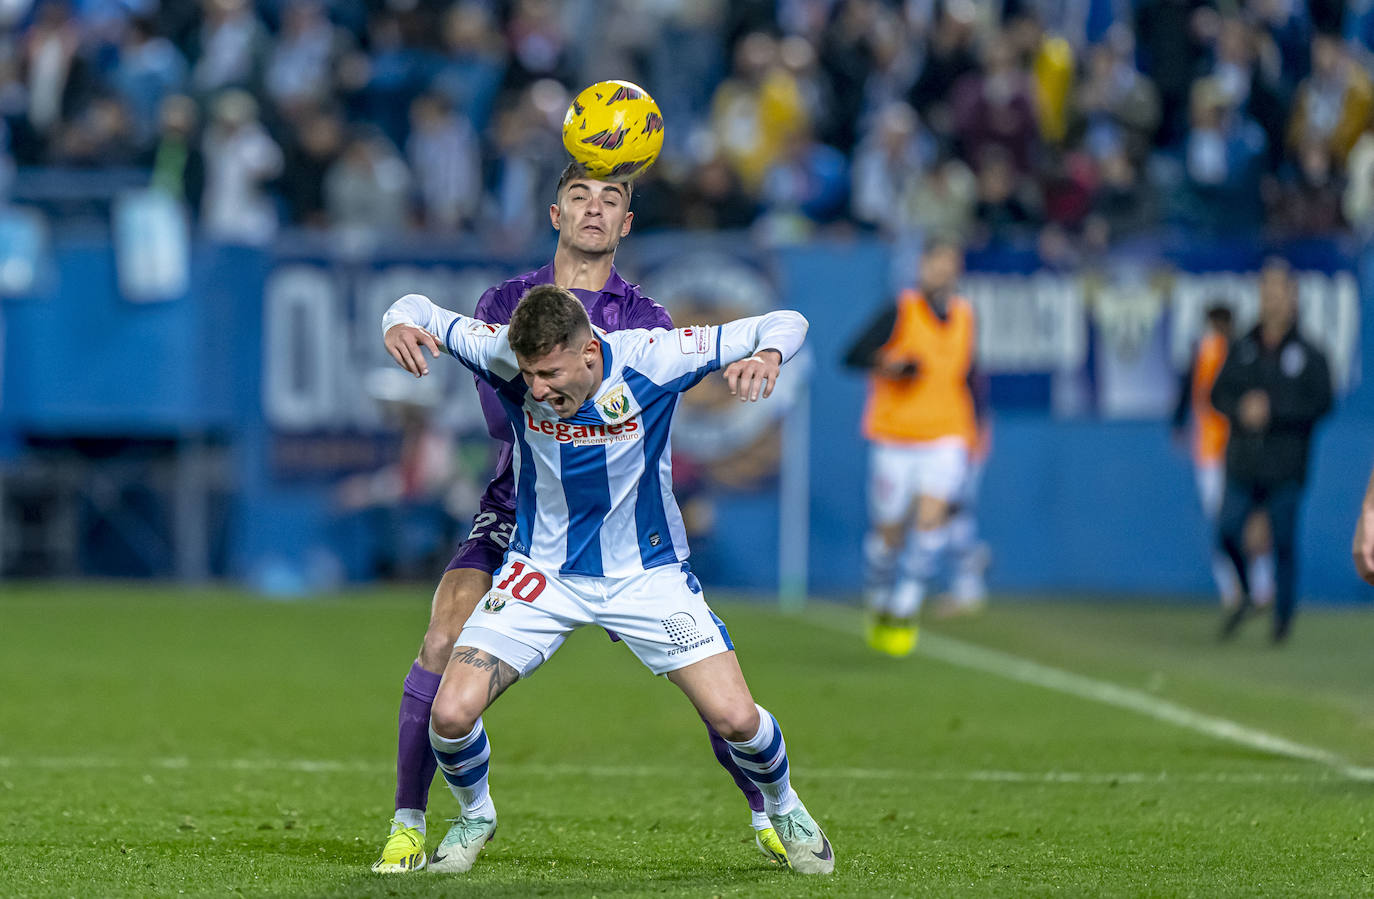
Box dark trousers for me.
[1216,478,1303,638]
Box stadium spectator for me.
[972,144,1040,246]
[324,129,412,237]
[951,32,1041,176]
[430,2,508,137]
[900,153,978,244]
[1070,36,1160,165]
[842,240,979,657]
[1213,259,1333,643]
[406,92,480,233]
[757,122,849,240]
[279,104,342,227]
[1264,138,1346,237]
[200,89,281,243]
[1205,16,1286,169]
[262,0,350,119]
[908,0,980,138]
[50,92,136,167]
[1353,462,1374,585]
[1134,0,1215,148]
[146,94,204,212]
[709,31,809,194]
[1083,148,1155,248]
[111,16,188,148]
[677,151,758,231]
[1177,76,1268,235]
[850,101,930,234]
[189,0,269,100]
[1341,128,1374,234]
[20,1,91,149]
[1287,31,1373,166]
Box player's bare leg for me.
[425,646,519,873]
[373,567,492,873]
[669,652,834,874]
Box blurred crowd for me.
[5,0,1374,255]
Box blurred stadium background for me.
[0,0,1368,600]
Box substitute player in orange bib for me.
[843,240,980,656]
[1172,304,1275,610]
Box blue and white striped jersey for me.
[384,294,808,578]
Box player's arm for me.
[1208,345,1243,422]
[841,305,898,371]
[381,292,511,380]
[718,311,809,401]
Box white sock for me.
[1249,553,1275,605]
[392,808,425,834]
[429,718,496,821]
[1210,552,1241,607]
[863,531,900,614]
[751,809,771,830]
[890,525,948,618]
[726,705,800,817]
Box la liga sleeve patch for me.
[678,326,711,355]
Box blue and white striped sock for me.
[726,705,800,817]
[429,718,495,820]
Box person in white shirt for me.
[381,284,834,876]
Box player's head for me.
[550,162,634,257]
[1205,303,1233,337]
[1258,257,1297,332]
[509,284,602,418]
[919,238,964,301]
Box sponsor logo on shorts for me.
[482,594,508,613]
[525,410,641,446]
[662,611,717,656]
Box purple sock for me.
[394,662,442,812]
[702,716,765,814]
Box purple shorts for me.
[445,507,516,576]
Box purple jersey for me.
[472,263,672,511]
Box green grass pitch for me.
[5,584,1374,896]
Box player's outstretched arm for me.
[382,293,509,379]
[720,311,809,402]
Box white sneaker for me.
[429,814,496,874]
[768,804,834,875]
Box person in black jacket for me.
[1212,259,1333,643]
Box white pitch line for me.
[801,608,1374,782]
[0,756,1345,784]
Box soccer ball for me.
[561,80,664,181]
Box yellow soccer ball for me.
[562,80,664,181]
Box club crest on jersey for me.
[679,325,710,355]
[482,594,507,614]
[597,385,631,422]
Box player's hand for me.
[1238,390,1270,431]
[385,324,442,377]
[1355,502,1374,586]
[724,349,782,402]
[876,351,919,380]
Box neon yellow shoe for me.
[370,820,427,873]
[755,826,788,865]
[875,622,917,657]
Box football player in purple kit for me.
[372,162,784,872]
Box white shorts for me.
[457,552,734,678]
[1195,461,1225,521]
[868,437,970,525]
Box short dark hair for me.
[555,161,634,202]
[1205,303,1233,329]
[509,284,593,359]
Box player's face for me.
[551,180,634,255]
[517,337,601,418]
